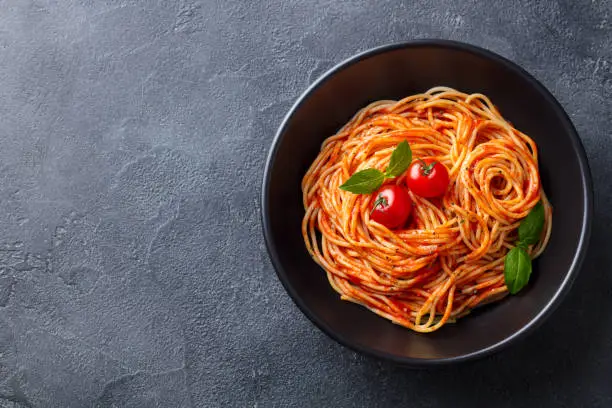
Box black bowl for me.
[261,40,592,366]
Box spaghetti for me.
[301,87,552,333]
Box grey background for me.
[0,0,610,407]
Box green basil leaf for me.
[516,241,528,251]
[339,168,385,194]
[504,247,532,295]
[518,202,545,246]
[384,140,412,178]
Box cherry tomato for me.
[370,185,412,229]
[406,159,450,198]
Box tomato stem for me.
[370,194,388,215]
[418,158,437,176]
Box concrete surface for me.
[0,0,610,407]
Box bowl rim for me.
[260,39,593,366]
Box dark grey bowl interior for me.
[261,40,592,366]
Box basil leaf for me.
[339,168,385,194]
[384,140,412,178]
[504,247,532,294]
[518,202,545,246]
[516,241,528,251]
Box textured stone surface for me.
[0,0,610,407]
